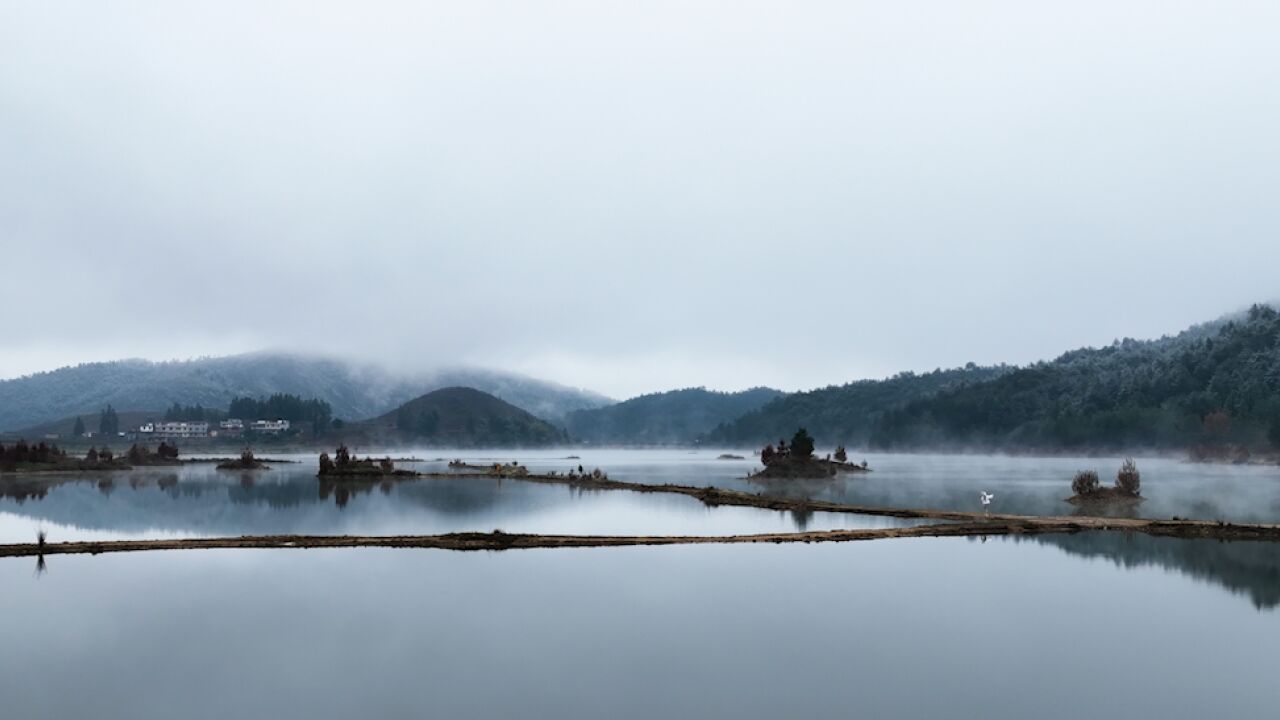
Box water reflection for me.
[0,540,1276,720]
[1023,532,1280,610]
[0,462,923,542]
[3,451,1280,610]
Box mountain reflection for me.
[1019,532,1280,610]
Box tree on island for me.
[834,445,848,463]
[761,443,777,466]
[790,428,815,459]
[1071,470,1100,496]
[1069,460,1140,500]
[752,428,846,479]
[1115,458,1141,496]
[98,405,119,437]
[72,416,86,437]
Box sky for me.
[3,1,1279,399]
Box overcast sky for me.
[3,1,1279,399]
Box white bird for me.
[979,491,995,512]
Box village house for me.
[147,421,210,439]
[250,419,290,434]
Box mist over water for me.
[4,450,1278,609]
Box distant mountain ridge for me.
[709,304,1280,452]
[562,387,784,445]
[866,304,1280,451]
[0,353,611,432]
[704,365,1012,447]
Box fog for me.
[4,1,1280,398]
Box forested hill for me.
[0,353,610,432]
[866,305,1280,451]
[562,387,783,445]
[703,366,1012,448]
[377,387,567,447]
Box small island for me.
[125,441,183,466]
[751,429,868,479]
[1067,459,1144,506]
[217,449,270,471]
[318,445,415,478]
[448,460,531,477]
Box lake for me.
[1,450,1277,718]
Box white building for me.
[250,419,291,434]
[220,419,244,431]
[152,421,209,439]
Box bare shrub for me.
[1115,459,1141,496]
[1072,470,1100,496]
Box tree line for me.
[703,304,1280,454]
[0,440,69,468]
[227,393,332,425]
[867,305,1280,452]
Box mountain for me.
[562,387,784,445]
[704,365,1013,448]
[0,353,611,432]
[867,304,1280,451]
[374,387,567,447]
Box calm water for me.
[2,451,1278,717]
[4,451,1277,545]
[0,452,934,543]
[2,536,1277,719]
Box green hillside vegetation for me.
[379,387,567,447]
[563,387,783,445]
[869,305,1280,452]
[705,365,1012,447]
[0,353,611,432]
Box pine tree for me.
[791,428,815,458]
[72,416,86,437]
[99,405,119,436]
